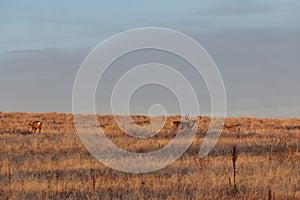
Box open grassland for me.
[0,112,300,199]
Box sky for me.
[0,0,300,118]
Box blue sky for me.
[1,0,300,117]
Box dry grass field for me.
[0,112,300,199]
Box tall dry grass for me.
[0,112,299,199]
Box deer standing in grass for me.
[224,124,241,133]
[171,114,199,130]
[28,120,43,134]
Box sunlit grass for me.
[0,112,299,199]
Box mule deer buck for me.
[28,120,43,134]
[171,114,199,131]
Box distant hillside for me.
[1,112,300,137]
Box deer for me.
[171,114,199,131]
[28,120,43,134]
[224,123,241,133]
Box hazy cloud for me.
[0,48,87,112]
[189,1,273,16]
[191,27,300,117]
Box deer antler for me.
[185,114,190,121]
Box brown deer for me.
[224,124,241,133]
[171,114,199,130]
[28,120,43,134]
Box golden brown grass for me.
[0,112,300,199]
